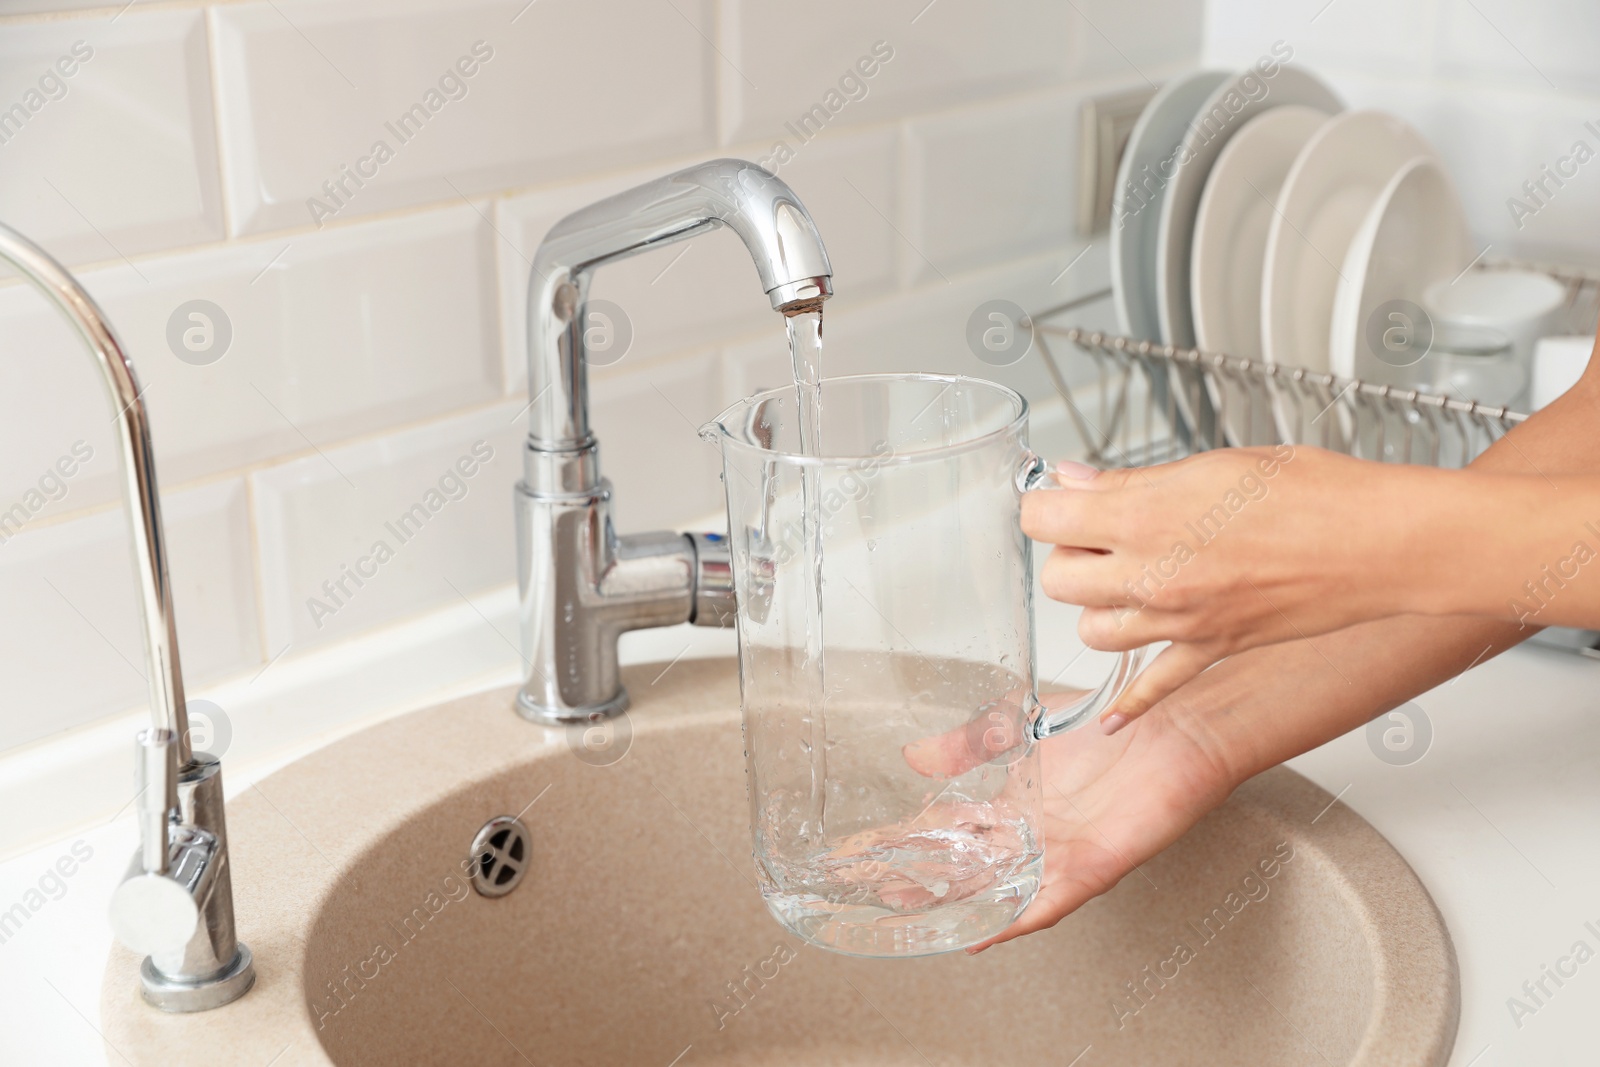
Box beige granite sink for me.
[103,658,1458,1065]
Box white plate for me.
[1261,111,1434,376]
[1190,106,1331,444]
[1192,106,1331,360]
[1110,71,1229,447]
[1157,68,1341,350]
[1329,157,1471,383]
[1111,70,1230,344]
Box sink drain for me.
[469,816,531,898]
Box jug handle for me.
[1015,452,1148,740]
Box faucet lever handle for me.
[109,869,199,966]
[689,532,737,628]
[111,726,200,967]
[134,727,177,876]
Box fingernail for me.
[1055,460,1099,481]
[1101,713,1129,736]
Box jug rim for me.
[700,372,1030,467]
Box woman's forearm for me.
[1410,467,1600,630]
[1172,367,1600,782]
[1171,611,1519,783]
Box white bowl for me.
[1423,269,1567,369]
[1329,156,1471,382]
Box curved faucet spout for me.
[525,158,833,463]
[514,159,832,724]
[0,223,190,759]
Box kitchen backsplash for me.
[0,0,1201,763]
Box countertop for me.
[3,591,1599,1065]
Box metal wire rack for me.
[1033,259,1600,470]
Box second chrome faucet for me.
[514,158,834,724]
[0,221,255,1012]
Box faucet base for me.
[514,685,629,727]
[139,943,255,1013]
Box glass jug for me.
[701,373,1146,957]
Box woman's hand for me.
[904,687,1245,951]
[973,702,1241,950]
[1021,446,1440,730]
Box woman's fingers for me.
[1077,602,1204,651]
[904,688,1093,779]
[903,699,1029,779]
[1040,545,1139,607]
[1097,643,1219,734]
[902,715,1008,779]
[1021,470,1138,547]
[966,883,1078,951]
[966,834,1134,953]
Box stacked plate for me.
[1111,66,1474,445]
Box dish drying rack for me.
[1033,257,1600,470]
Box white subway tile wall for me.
[0,477,259,749]
[721,3,1074,143]
[904,89,1083,283]
[250,399,523,651]
[1204,0,1600,261]
[0,203,501,513]
[0,0,1203,758]
[0,11,223,267]
[213,0,718,234]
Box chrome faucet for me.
[516,158,833,724]
[0,223,254,1011]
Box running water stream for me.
[784,306,829,849]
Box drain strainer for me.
[469,816,531,898]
